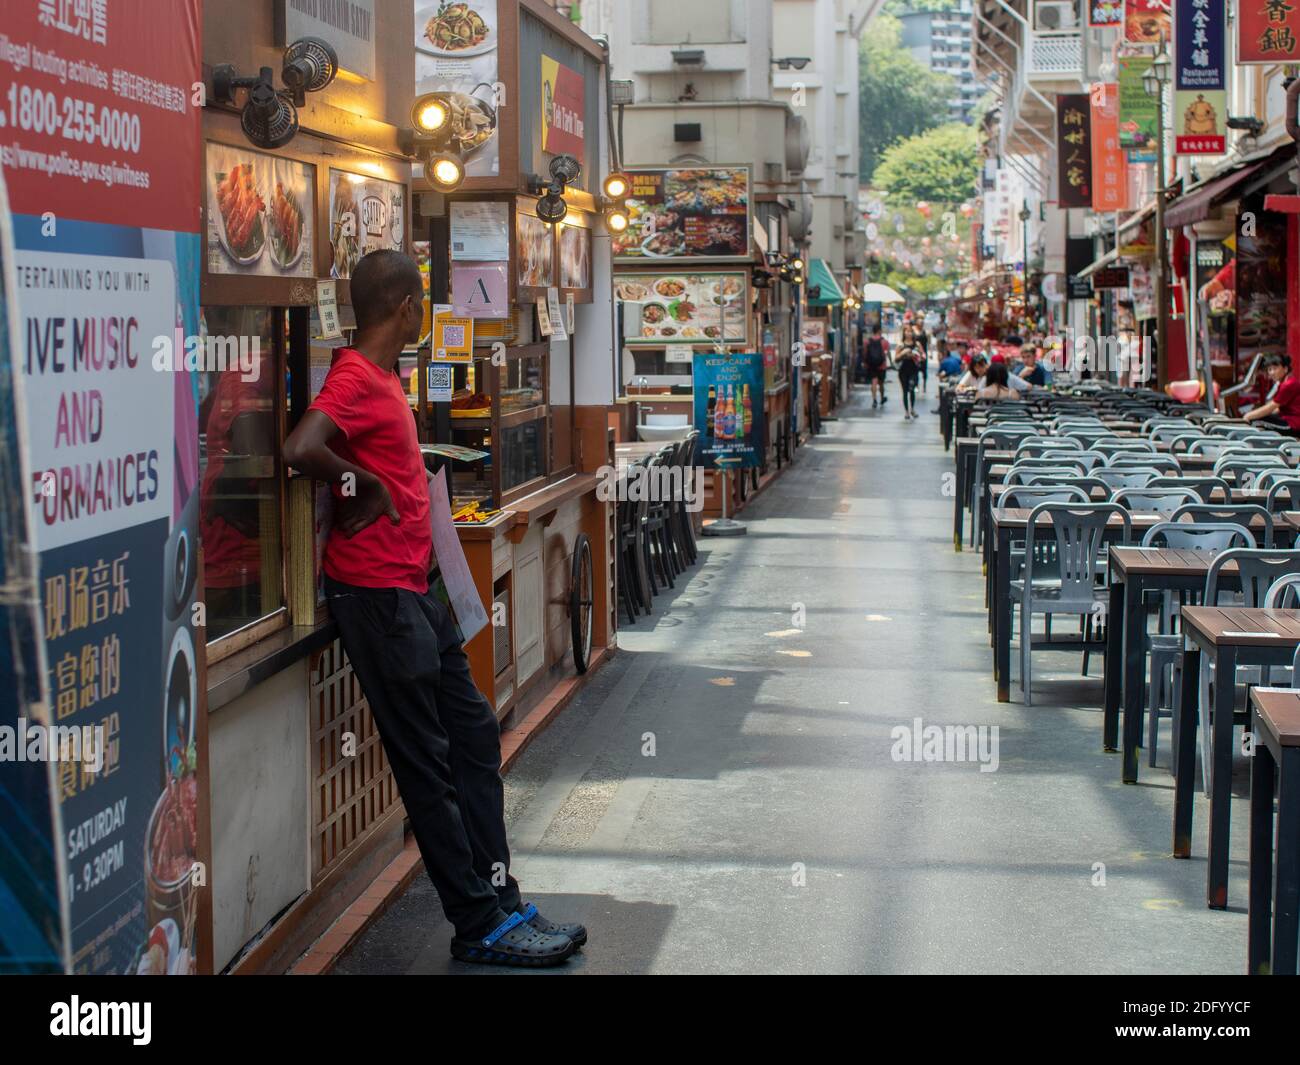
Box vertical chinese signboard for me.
[1174,0,1226,154]
[692,352,765,469]
[1057,95,1094,209]
[1,1,205,974]
[1090,83,1128,212]
[1238,0,1300,61]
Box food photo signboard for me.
[558,220,591,292]
[414,1,501,178]
[613,168,751,260]
[329,170,407,279]
[616,273,748,345]
[206,144,314,278]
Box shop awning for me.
[1078,247,1119,280]
[1164,161,1268,230]
[807,259,845,305]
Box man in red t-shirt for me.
[284,251,582,966]
[1243,353,1300,434]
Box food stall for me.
[409,1,614,721]
[613,166,792,513]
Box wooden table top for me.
[1109,546,1232,578]
[991,507,1159,530]
[1247,687,1300,747]
[1179,606,1300,648]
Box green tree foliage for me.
[872,123,980,207]
[858,14,953,182]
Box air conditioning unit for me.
[1034,0,1078,31]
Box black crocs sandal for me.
[450,911,576,968]
[519,902,588,949]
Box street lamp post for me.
[1018,202,1031,308]
[1143,34,1172,388]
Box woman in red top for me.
[1243,353,1300,435]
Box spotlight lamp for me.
[429,153,466,192]
[411,93,452,133]
[603,172,631,200]
[212,37,338,150]
[405,92,467,191]
[791,257,805,272]
[603,204,630,235]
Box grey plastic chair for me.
[1265,478,1300,514]
[1017,438,1082,460]
[1005,462,1088,484]
[1112,487,1202,514]
[1010,503,1131,706]
[1172,502,1274,547]
[1094,467,1162,490]
[1021,473,1110,499]
[1107,453,1181,474]
[1096,441,1158,459]
[1141,520,1258,767]
[1146,475,1227,504]
[1218,461,1292,490]
[972,430,1044,549]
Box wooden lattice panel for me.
[308,638,398,883]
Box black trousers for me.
[325,575,520,938]
[898,371,918,410]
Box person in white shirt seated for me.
[955,353,989,392]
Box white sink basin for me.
[637,423,691,443]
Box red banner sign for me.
[540,54,585,158]
[1238,0,1300,62]
[0,0,200,234]
[1090,83,1128,212]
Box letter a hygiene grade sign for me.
[0,1,207,974]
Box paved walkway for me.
[335,383,1249,975]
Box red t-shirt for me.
[309,348,432,593]
[1275,374,1300,430]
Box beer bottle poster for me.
[692,352,765,469]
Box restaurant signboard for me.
[1174,0,1227,154]
[1056,94,1094,209]
[1238,0,1300,61]
[1090,0,1124,25]
[1125,0,1172,43]
[540,54,585,158]
[615,273,749,345]
[1089,83,1128,212]
[2,0,206,974]
[614,168,752,260]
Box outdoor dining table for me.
[989,508,1300,704]
[1172,606,1300,910]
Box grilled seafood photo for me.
[267,180,304,268]
[214,162,265,262]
